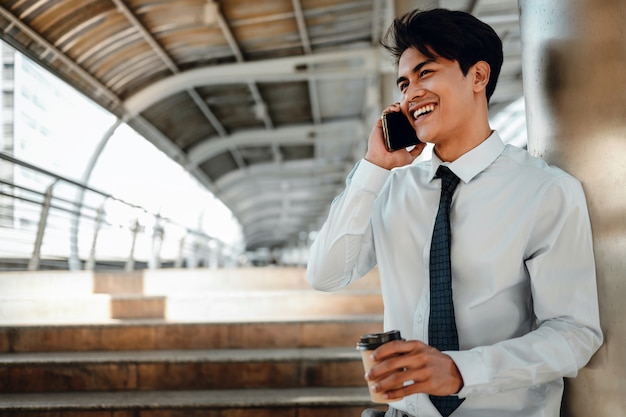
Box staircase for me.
[0,268,387,416]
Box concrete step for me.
[0,271,96,296]
[0,294,167,323]
[164,289,383,321]
[110,294,166,319]
[0,387,385,417]
[0,295,112,323]
[140,267,381,294]
[92,270,144,294]
[0,347,367,392]
[0,268,382,322]
[0,268,381,297]
[0,317,383,353]
[0,290,382,323]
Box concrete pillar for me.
[519,0,626,415]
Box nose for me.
[402,83,425,114]
[406,82,425,102]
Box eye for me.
[398,82,408,92]
[419,69,433,78]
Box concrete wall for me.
[519,0,626,415]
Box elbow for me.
[578,311,604,355]
[570,317,604,371]
[306,262,330,291]
[591,323,604,354]
[306,260,344,292]
[577,324,604,373]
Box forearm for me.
[450,316,602,397]
[307,160,390,291]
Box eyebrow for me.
[396,59,437,86]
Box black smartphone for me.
[382,111,421,152]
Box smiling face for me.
[396,47,490,160]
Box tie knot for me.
[436,165,460,195]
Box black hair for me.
[381,8,504,102]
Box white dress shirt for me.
[307,132,603,417]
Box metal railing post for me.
[186,232,198,269]
[85,201,106,270]
[149,213,163,269]
[125,218,140,271]
[175,236,185,268]
[28,180,57,271]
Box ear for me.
[472,61,491,94]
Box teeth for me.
[413,104,435,119]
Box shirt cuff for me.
[350,158,391,194]
[445,350,491,398]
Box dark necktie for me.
[429,165,464,417]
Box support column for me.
[69,117,123,270]
[519,1,626,415]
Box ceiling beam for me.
[216,161,349,201]
[112,0,227,136]
[111,0,177,72]
[123,47,381,116]
[233,188,338,214]
[222,175,343,195]
[0,5,121,108]
[239,204,327,226]
[292,0,322,125]
[185,119,364,169]
[213,1,274,131]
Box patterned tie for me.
[429,165,464,417]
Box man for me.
[307,8,602,417]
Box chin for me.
[416,132,432,143]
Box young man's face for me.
[396,47,477,146]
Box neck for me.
[434,124,493,162]
[433,101,492,162]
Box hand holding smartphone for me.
[382,111,421,152]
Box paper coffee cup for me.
[356,330,402,403]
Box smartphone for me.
[382,111,421,152]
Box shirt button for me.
[417,315,423,322]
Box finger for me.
[366,349,429,384]
[381,102,402,117]
[370,366,424,400]
[369,364,411,388]
[376,380,419,401]
[408,142,427,158]
[381,369,451,399]
[372,340,428,362]
[371,362,446,399]
[370,340,404,361]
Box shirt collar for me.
[428,131,505,184]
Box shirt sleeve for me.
[450,175,603,397]
[306,159,391,292]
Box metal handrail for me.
[0,152,234,271]
[0,152,142,209]
[0,188,99,222]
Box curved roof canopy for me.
[0,0,523,250]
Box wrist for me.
[445,353,464,395]
[364,154,392,171]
